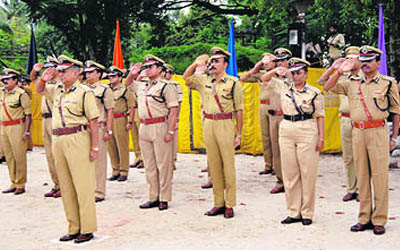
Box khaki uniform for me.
[266,77,285,188]
[90,82,114,199]
[271,79,325,219]
[169,80,183,164]
[339,95,357,194]
[327,33,345,60]
[329,72,400,226]
[44,81,99,234]
[108,84,135,177]
[246,73,273,171]
[0,87,31,189]
[187,73,244,208]
[128,83,142,165]
[40,80,59,190]
[137,79,178,202]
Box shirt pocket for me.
[299,97,315,114]
[7,97,21,109]
[372,90,389,111]
[64,97,83,117]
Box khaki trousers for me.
[108,116,130,176]
[130,110,142,164]
[279,119,319,219]
[0,129,4,157]
[203,119,236,208]
[42,117,59,190]
[352,125,389,226]
[259,104,273,170]
[139,122,173,202]
[1,123,27,189]
[269,114,283,188]
[52,130,97,234]
[95,127,108,199]
[340,117,357,194]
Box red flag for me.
[112,20,124,69]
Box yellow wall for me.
[31,68,342,154]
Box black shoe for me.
[108,175,120,181]
[59,233,80,242]
[259,169,273,175]
[302,219,312,225]
[139,200,160,209]
[117,175,127,182]
[0,156,5,164]
[281,216,302,224]
[350,222,374,232]
[373,225,385,235]
[159,201,168,210]
[2,187,16,194]
[74,233,94,244]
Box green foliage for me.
[129,42,266,74]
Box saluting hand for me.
[129,62,143,76]
[276,67,289,77]
[33,62,44,72]
[338,59,354,73]
[195,54,209,66]
[41,67,57,82]
[331,58,346,70]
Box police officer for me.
[259,48,293,194]
[318,47,361,202]
[324,46,400,235]
[37,55,99,243]
[161,63,183,170]
[127,55,178,211]
[184,47,244,218]
[107,66,135,182]
[240,53,275,175]
[84,61,114,202]
[327,25,345,63]
[30,56,62,198]
[262,58,325,226]
[1,68,32,195]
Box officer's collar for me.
[111,82,123,90]
[211,73,228,83]
[3,86,16,94]
[290,83,308,93]
[61,81,79,93]
[361,72,380,84]
[88,81,100,89]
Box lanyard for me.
[2,95,14,121]
[58,95,66,127]
[357,80,373,121]
[212,79,224,113]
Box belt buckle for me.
[359,121,365,130]
[53,129,59,136]
[212,113,217,120]
[291,115,295,122]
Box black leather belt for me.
[42,113,52,119]
[283,114,313,122]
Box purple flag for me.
[378,4,387,75]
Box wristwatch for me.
[91,147,100,152]
[168,130,175,135]
[24,131,30,136]
[106,130,113,135]
[391,137,397,143]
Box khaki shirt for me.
[329,72,400,122]
[44,81,99,129]
[168,81,183,103]
[186,73,244,114]
[269,78,325,117]
[244,72,269,101]
[40,79,58,115]
[327,33,345,59]
[88,81,114,122]
[23,86,32,99]
[266,76,290,111]
[137,78,178,119]
[0,86,32,121]
[111,83,136,114]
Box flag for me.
[26,23,38,75]
[226,18,238,77]
[112,20,124,69]
[378,4,387,75]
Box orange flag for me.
[112,20,124,69]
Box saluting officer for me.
[324,46,400,235]
[84,61,114,202]
[1,68,32,195]
[128,55,178,211]
[318,47,361,202]
[184,47,244,218]
[37,55,100,243]
[30,56,62,198]
[107,66,135,182]
[161,63,183,170]
[259,48,293,194]
[240,53,275,175]
[262,58,325,226]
